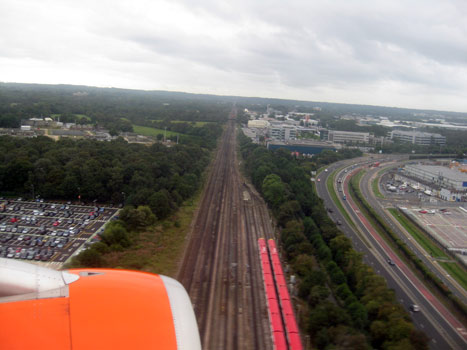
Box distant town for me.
[0,117,154,144]
[241,105,466,155]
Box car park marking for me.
[0,200,118,267]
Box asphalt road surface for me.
[315,157,467,350]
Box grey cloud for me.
[1,0,467,111]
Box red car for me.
[419,210,427,214]
[53,221,59,226]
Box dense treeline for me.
[0,83,231,129]
[0,134,217,220]
[238,132,428,349]
[137,120,223,150]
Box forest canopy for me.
[0,135,220,220]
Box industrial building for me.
[404,164,467,191]
[247,120,270,129]
[269,125,297,141]
[400,163,467,201]
[390,130,446,146]
[327,130,370,144]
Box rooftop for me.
[406,164,467,182]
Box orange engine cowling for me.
[0,258,201,350]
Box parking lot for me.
[0,199,119,268]
[403,206,467,251]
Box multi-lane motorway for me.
[362,166,467,305]
[315,157,467,350]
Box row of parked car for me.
[0,225,30,234]
[0,245,56,261]
[0,233,70,247]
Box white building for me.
[269,125,297,141]
[404,164,467,192]
[328,130,370,144]
[390,130,446,146]
[247,120,270,129]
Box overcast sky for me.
[1,0,467,112]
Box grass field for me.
[152,120,212,127]
[76,114,91,120]
[105,190,202,277]
[439,262,467,291]
[133,125,181,138]
[388,208,467,291]
[50,114,91,121]
[172,121,211,127]
[372,177,384,198]
[388,208,448,259]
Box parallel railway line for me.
[178,119,274,349]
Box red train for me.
[258,238,288,350]
[268,239,303,350]
[258,238,303,350]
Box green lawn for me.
[388,208,467,291]
[388,208,448,259]
[93,191,202,277]
[50,114,91,121]
[152,120,212,127]
[439,262,467,291]
[372,177,384,198]
[172,121,211,127]
[75,114,91,120]
[133,125,181,138]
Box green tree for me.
[262,174,288,210]
[347,301,368,330]
[149,189,175,219]
[292,254,315,277]
[277,200,302,226]
[73,248,104,267]
[101,221,131,249]
[119,205,156,229]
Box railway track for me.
[178,119,274,349]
